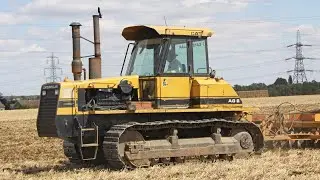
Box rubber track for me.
[103,119,264,170]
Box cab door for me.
[156,38,192,108]
[157,76,191,108]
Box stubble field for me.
[1,95,320,180]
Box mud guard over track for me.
[103,119,264,170]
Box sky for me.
[1,0,320,95]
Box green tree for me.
[274,77,288,85]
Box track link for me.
[103,119,264,169]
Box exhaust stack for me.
[70,22,82,81]
[89,11,102,79]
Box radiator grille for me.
[37,84,60,137]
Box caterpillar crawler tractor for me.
[37,10,264,169]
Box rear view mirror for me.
[210,69,216,78]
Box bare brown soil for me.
[0,95,320,179]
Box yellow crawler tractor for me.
[37,10,264,169]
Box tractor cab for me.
[121,25,214,77]
[118,26,240,108]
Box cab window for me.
[164,39,188,73]
[131,46,154,76]
[192,39,208,74]
[126,38,163,76]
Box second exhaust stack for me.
[70,22,82,81]
[89,13,102,79]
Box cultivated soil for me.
[242,94,320,114]
[0,95,320,180]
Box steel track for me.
[103,118,264,169]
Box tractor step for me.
[81,128,96,131]
[78,123,99,161]
[81,143,99,148]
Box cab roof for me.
[122,25,214,41]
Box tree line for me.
[233,76,320,97]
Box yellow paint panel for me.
[57,106,250,116]
[88,107,247,115]
[60,88,73,99]
[194,104,243,109]
[315,114,320,121]
[122,25,213,40]
[60,75,139,89]
[150,25,213,36]
[191,78,238,98]
[57,107,75,115]
[157,77,191,99]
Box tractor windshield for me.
[126,38,164,76]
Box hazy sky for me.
[1,0,320,95]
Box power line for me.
[44,53,62,83]
[215,59,284,71]
[227,71,288,81]
[1,30,320,42]
[2,15,320,28]
[206,47,290,55]
[285,30,318,84]
[0,47,292,56]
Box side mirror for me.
[209,68,216,78]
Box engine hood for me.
[60,75,140,89]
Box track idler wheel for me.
[119,130,150,168]
[233,131,254,150]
